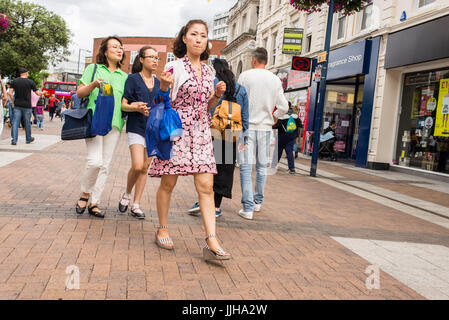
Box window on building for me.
[418,0,435,7]
[130,51,139,64]
[305,34,312,53]
[166,52,175,63]
[233,23,237,38]
[256,6,260,22]
[272,32,278,65]
[267,0,272,15]
[242,14,247,33]
[263,37,268,50]
[208,55,218,66]
[337,13,346,39]
[306,13,314,34]
[361,1,373,30]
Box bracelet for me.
[214,93,221,99]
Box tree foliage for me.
[290,0,368,14]
[0,0,71,78]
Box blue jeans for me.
[238,130,271,212]
[12,107,32,143]
[36,114,43,129]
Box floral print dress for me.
[149,56,217,177]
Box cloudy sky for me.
[27,0,236,73]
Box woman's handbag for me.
[145,95,173,160]
[159,89,183,142]
[61,64,98,140]
[91,85,115,136]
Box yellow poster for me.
[435,79,449,137]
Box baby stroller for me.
[319,131,337,161]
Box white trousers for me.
[81,128,121,204]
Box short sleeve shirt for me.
[11,78,38,108]
[123,73,160,137]
[80,64,128,132]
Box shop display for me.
[396,68,449,174]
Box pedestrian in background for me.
[118,45,171,219]
[48,94,59,121]
[0,74,7,137]
[5,83,14,128]
[272,102,302,174]
[188,58,249,218]
[70,90,81,109]
[149,20,231,260]
[75,35,128,218]
[35,97,45,130]
[237,48,288,220]
[9,68,43,145]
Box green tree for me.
[0,0,71,79]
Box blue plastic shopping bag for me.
[91,89,114,136]
[159,89,183,142]
[145,99,172,161]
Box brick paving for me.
[1,117,448,300]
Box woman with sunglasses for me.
[75,36,128,218]
[118,46,171,219]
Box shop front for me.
[307,37,381,167]
[385,14,449,176]
[279,67,312,153]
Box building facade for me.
[212,11,229,41]
[90,37,227,76]
[222,0,260,78]
[251,0,449,177]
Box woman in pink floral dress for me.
[150,20,231,261]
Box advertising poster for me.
[435,79,449,137]
[282,28,303,54]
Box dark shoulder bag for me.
[61,64,98,140]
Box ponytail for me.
[132,45,156,74]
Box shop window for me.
[395,68,449,174]
[361,2,373,30]
[418,0,435,8]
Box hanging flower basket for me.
[0,13,9,33]
[290,0,368,15]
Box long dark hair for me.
[173,19,210,60]
[96,36,126,68]
[213,58,236,102]
[132,45,156,74]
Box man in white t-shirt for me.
[237,47,289,220]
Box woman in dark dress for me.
[119,45,171,219]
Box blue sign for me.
[327,40,369,81]
[400,11,407,22]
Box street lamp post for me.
[77,48,91,75]
[310,0,335,177]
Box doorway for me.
[323,76,365,159]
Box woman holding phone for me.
[118,45,171,219]
[75,36,128,218]
[149,20,231,261]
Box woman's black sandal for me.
[75,197,89,215]
[88,205,105,218]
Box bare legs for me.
[126,144,152,205]
[155,172,229,255]
[155,175,178,249]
